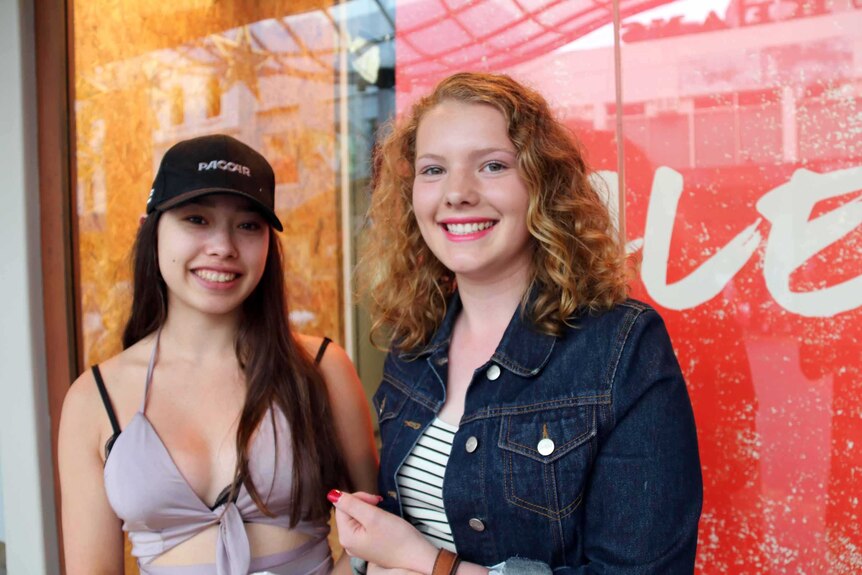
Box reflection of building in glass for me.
[71,2,400,366]
[516,3,862,170]
[140,5,397,206]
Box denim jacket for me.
[373,294,702,574]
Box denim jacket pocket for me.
[498,401,598,519]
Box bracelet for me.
[431,548,461,575]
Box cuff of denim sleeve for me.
[350,557,368,575]
[489,558,553,575]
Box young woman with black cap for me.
[59,134,378,575]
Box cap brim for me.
[153,187,283,232]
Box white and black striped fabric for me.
[396,417,458,552]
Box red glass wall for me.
[392,1,862,572]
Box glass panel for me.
[72,1,344,368]
[389,0,862,571]
[338,0,396,416]
[620,1,862,573]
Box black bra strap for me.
[92,365,121,437]
[314,337,332,366]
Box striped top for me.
[396,417,458,552]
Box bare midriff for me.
[150,524,314,565]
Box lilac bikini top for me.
[94,332,331,574]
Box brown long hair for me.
[358,72,630,352]
[123,211,349,523]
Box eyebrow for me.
[416,147,517,162]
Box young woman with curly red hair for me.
[330,73,702,575]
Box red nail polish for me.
[327,489,342,504]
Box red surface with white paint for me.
[395,1,862,572]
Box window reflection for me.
[616,2,861,573]
[69,1,861,573]
[72,2,396,366]
[389,1,861,572]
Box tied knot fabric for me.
[216,502,251,575]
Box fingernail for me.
[376,495,384,503]
[327,489,342,504]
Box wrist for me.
[430,549,461,575]
[413,543,441,575]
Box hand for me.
[329,490,439,574]
[338,491,383,558]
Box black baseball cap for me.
[147,134,283,231]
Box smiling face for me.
[412,100,534,288]
[157,194,270,320]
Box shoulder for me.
[62,367,102,430]
[62,335,154,432]
[297,334,332,363]
[603,298,671,345]
[296,334,360,390]
[577,297,656,326]
[562,298,666,346]
[551,299,676,388]
[60,362,116,457]
[586,300,683,404]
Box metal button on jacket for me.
[468,518,485,532]
[486,364,501,381]
[465,436,478,453]
[537,438,555,456]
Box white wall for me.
[0,0,61,572]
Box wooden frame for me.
[35,0,79,571]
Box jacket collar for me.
[409,289,556,378]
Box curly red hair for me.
[358,72,629,351]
